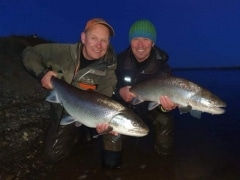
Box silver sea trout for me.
[46,77,149,137]
[129,75,226,119]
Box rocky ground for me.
[0,35,54,179]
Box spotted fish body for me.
[130,76,226,118]
[46,77,149,137]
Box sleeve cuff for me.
[37,69,49,81]
[159,105,169,112]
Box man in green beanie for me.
[98,19,177,169]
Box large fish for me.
[129,75,226,119]
[46,77,149,137]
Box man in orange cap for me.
[22,18,117,163]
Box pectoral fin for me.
[132,98,144,105]
[178,105,202,119]
[60,115,76,125]
[178,105,192,114]
[46,91,61,104]
[190,110,202,119]
[148,102,160,110]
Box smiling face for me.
[81,24,110,60]
[130,37,154,62]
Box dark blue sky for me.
[1,0,239,68]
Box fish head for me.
[109,110,149,137]
[191,90,227,114]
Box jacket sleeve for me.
[21,43,76,82]
[22,44,53,81]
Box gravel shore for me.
[0,35,53,179]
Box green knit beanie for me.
[129,19,156,43]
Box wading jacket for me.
[22,42,117,97]
[113,46,172,113]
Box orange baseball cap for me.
[84,18,115,37]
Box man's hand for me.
[160,96,178,111]
[96,123,118,136]
[119,86,136,102]
[41,71,57,89]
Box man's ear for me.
[81,32,86,44]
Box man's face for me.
[81,24,110,60]
[130,37,154,62]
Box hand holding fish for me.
[119,86,136,102]
[41,71,57,89]
[160,96,178,111]
[96,123,119,136]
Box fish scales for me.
[46,77,149,137]
[52,78,124,125]
[129,76,226,118]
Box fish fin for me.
[60,115,76,125]
[148,102,160,110]
[190,110,202,119]
[178,105,202,119]
[46,91,61,104]
[178,105,192,114]
[75,121,82,127]
[93,126,113,138]
[132,98,144,105]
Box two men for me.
[22,18,176,169]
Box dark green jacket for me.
[22,42,117,97]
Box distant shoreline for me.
[173,66,240,71]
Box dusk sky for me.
[1,0,239,68]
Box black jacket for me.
[113,46,172,114]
